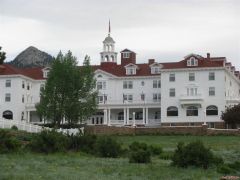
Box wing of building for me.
[1,28,240,128]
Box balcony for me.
[226,97,240,104]
[179,94,203,107]
[98,99,161,107]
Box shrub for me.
[217,164,234,174]
[228,161,240,171]
[28,130,68,154]
[128,141,151,163]
[0,129,21,153]
[129,149,151,163]
[68,133,97,153]
[159,151,173,160]
[94,136,122,158]
[129,141,148,151]
[171,141,219,169]
[11,125,18,130]
[148,145,163,155]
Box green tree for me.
[221,104,240,129]
[0,47,6,65]
[36,51,97,127]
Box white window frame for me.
[169,73,175,82]
[153,93,161,102]
[5,80,11,87]
[209,87,215,96]
[123,81,133,89]
[5,93,11,102]
[123,94,133,102]
[126,68,136,75]
[169,88,175,97]
[187,57,198,66]
[151,67,160,74]
[189,72,195,81]
[209,72,215,81]
[97,81,106,90]
[153,80,161,88]
[123,52,130,58]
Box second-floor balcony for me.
[226,96,240,104]
[98,99,161,106]
[179,94,203,107]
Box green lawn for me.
[0,135,239,180]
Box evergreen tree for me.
[221,104,240,128]
[0,47,6,64]
[36,51,97,127]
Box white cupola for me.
[100,20,117,63]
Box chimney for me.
[207,53,210,59]
[148,59,155,64]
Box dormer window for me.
[187,57,198,67]
[42,67,51,78]
[125,63,138,75]
[151,67,160,74]
[123,52,130,58]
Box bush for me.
[129,149,151,163]
[11,125,18,130]
[171,141,220,169]
[94,136,122,158]
[0,129,21,153]
[228,161,240,171]
[68,133,97,153]
[159,151,173,160]
[128,141,151,163]
[28,130,68,154]
[148,145,163,155]
[217,164,234,174]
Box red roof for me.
[0,56,228,79]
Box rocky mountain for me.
[9,46,53,68]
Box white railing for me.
[0,118,83,135]
[98,99,160,106]
[179,94,203,100]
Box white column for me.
[107,108,111,126]
[143,108,145,125]
[126,108,129,125]
[27,111,30,123]
[133,112,136,127]
[146,108,149,125]
[104,109,108,125]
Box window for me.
[208,122,215,128]
[123,81,133,89]
[22,95,24,103]
[136,112,143,120]
[187,87,198,96]
[169,88,175,97]
[141,81,145,86]
[5,80,11,87]
[167,106,178,116]
[186,106,198,116]
[169,73,175,82]
[27,83,30,90]
[151,67,160,74]
[2,110,13,120]
[118,112,124,120]
[153,80,161,88]
[206,105,218,115]
[97,95,107,104]
[123,94,133,102]
[153,93,161,102]
[43,71,49,78]
[126,68,136,75]
[97,74,103,78]
[209,87,215,96]
[5,93,11,102]
[22,81,25,89]
[97,81,106,90]
[141,93,145,101]
[189,73,195,81]
[209,72,215,80]
[123,52,130,58]
[187,57,198,66]
[154,111,161,119]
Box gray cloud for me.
[0,0,239,68]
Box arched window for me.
[2,110,13,120]
[118,112,124,120]
[206,105,218,115]
[111,55,114,61]
[186,106,198,116]
[105,55,109,62]
[167,106,178,116]
[97,74,103,78]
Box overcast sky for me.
[0,0,239,68]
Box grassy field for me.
[0,135,239,180]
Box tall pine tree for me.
[0,47,6,65]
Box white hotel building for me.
[0,31,240,128]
